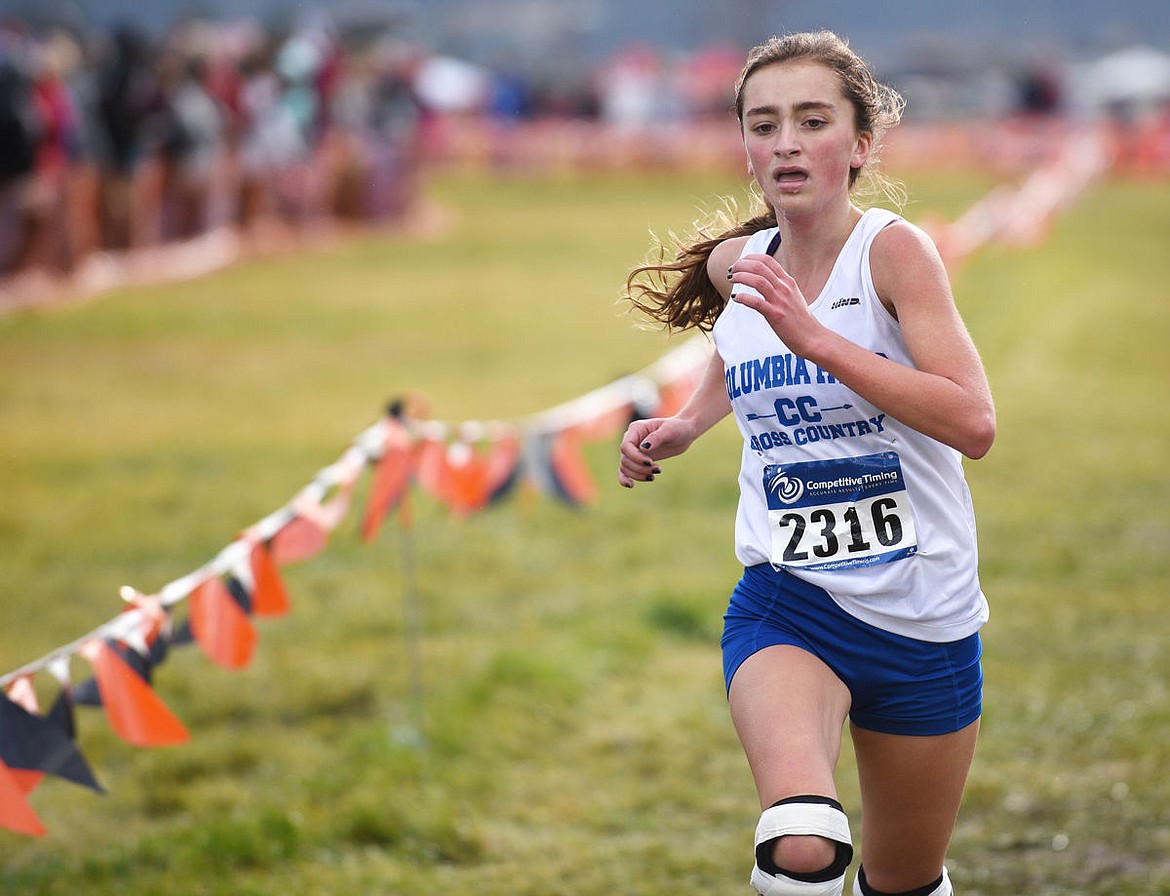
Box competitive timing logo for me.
[765,467,804,504]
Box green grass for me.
[1,167,1168,894]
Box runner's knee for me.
[772,833,838,874]
[750,795,853,895]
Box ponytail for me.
[624,203,776,333]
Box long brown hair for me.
[624,31,904,333]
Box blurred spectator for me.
[331,39,425,223]
[0,26,37,184]
[91,24,161,251]
[0,22,40,277]
[237,34,294,236]
[28,30,84,268]
[0,13,432,303]
[1017,61,1064,117]
[155,46,229,241]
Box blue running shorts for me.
[721,564,983,736]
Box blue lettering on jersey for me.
[724,352,837,399]
[729,351,891,453]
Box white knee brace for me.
[853,865,952,896]
[750,795,854,896]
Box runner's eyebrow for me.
[744,103,780,118]
[744,100,836,118]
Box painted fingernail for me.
[641,441,651,449]
[652,467,662,475]
[726,266,734,280]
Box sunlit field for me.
[1,165,1168,895]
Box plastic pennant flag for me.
[115,588,173,674]
[0,680,43,795]
[520,431,559,504]
[3,764,41,796]
[73,632,168,707]
[549,428,598,506]
[248,539,291,617]
[0,692,104,795]
[415,433,523,517]
[0,758,46,836]
[79,640,189,748]
[413,437,460,512]
[269,512,329,565]
[225,575,253,615]
[286,459,361,547]
[187,576,258,670]
[485,436,524,507]
[652,369,701,418]
[46,691,104,792]
[360,420,417,542]
[520,429,596,507]
[6,676,38,714]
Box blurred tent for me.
[414,55,492,112]
[1079,45,1170,116]
[596,42,667,127]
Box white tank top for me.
[712,208,988,642]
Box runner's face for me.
[739,61,870,216]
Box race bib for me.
[764,452,917,571]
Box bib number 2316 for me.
[764,452,917,571]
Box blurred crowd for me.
[0,15,432,297]
[0,12,754,304]
[3,12,1168,307]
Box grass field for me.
[1,165,1168,895]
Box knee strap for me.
[750,795,854,896]
[854,865,952,896]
